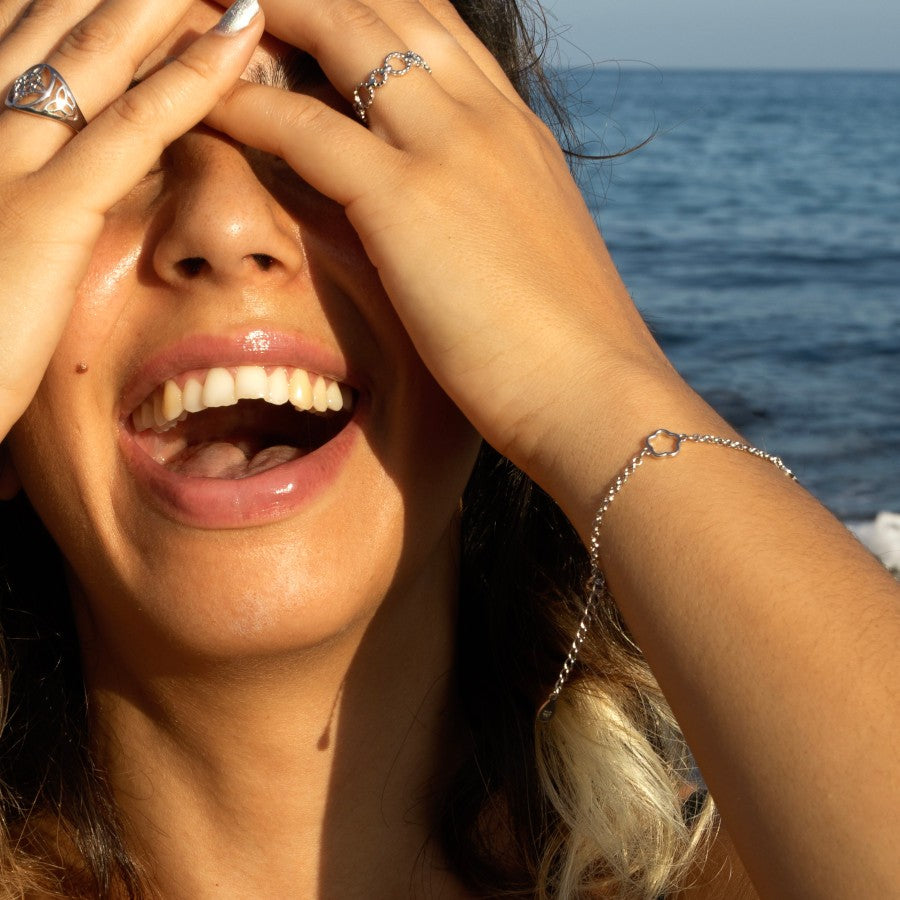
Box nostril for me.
[171,254,278,279]
[178,257,207,278]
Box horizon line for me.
[555,63,900,74]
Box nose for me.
[151,133,306,287]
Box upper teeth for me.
[132,366,353,433]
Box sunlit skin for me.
[0,0,897,897]
[12,126,480,661]
[10,7,477,654]
[6,8,480,896]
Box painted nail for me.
[214,0,260,35]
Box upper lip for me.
[118,328,362,421]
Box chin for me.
[10,352,479,670]
[76,541,403,665]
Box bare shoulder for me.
[670,827,760,900]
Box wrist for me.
[509,351,742,543]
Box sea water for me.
[562,69,899,564]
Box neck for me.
[85,539,471,899]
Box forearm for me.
[202,5,899,886]
[534,363,900,897]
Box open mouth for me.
[129,365,356,480]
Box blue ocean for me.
[563,69,899,532]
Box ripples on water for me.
[564,69,900,519]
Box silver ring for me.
[352,51,431,124]
[5,63,88,133]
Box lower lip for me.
[118,414,362,529]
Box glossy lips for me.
[119,335,362,528]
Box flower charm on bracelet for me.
[646,428,683,457]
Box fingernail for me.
[215,0,260,35]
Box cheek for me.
[5,221,145,582]
[6,404,101,606]
[10,218,141,427]
[13,214,145,470]
[63,224,144,363]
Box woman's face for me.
[6,6,481,664]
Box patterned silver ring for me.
[352,51,431,124]
[5,63,88,133]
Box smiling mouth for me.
[130,365,356,480]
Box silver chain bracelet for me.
[537,428,796,722]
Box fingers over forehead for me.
[1,0,91,60]
[416,0,525,104]
[1,0,195,94]
[207,80,393,207]
[1,0,85,40]
[0,0,198,171]
[0,0,30,37]
[255,0,404,94]
[247,0,476,126]
[38,16,264,214]
[367,0,525,104]
[259,0,523,106]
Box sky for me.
[545,0,899,70]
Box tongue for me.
[167,441,302,479]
